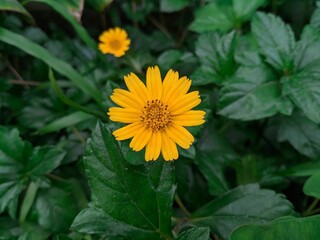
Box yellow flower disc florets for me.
[141,99,172,131]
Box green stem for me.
[303,198,320,216]
[175,194,190,216]
[19,181,39,223]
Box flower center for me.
[110,40,121,50]
[141,99,172,131]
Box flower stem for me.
[175,194,190,216]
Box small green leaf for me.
[218,66,292,120]
[0,0,34,23]
[252,12,295,71]
[71,121,175,239]
[191,66,219,86]
[233,0,266,21]
[282,73,320,124]
[176,227,210,240]
[86,0,112,12]
[230,215,320,240]
[27,146,66,175]
[278,111,320,159]
[38,111,95,134]
[191,184,295,239]
[160,0,190,12]
[189,4,235,33]
[303,171,320,198]
[157,50,183,71]
[283,162,320,177]
[0,27,102,105]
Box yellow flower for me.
[98,27,130,57]
[108,66,206,161]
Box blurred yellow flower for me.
[108,66,206,161]
[98,27,130,57]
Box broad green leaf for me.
[191,66,219,86]
[191,184,295,239]
[233,0,266,21]
[71,121,175,239]
[303,171,320,198]
[86,0,112,12]
[252,12,295,71]
[176,227,210,240]
[278,111,320,159]
[160,0,190,12]
[282,162,320,177]
[218,66,293,120]
[29,186,79,233]
[230,215,320,240]
[189,4,235,33]
[38,111,95,134]
[282,73,320,124]
[0,27,102,105]
[0,0,34,23]
[24,0,96,49]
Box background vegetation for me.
[1,0,320,239]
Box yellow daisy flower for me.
[108,66,206,161]
[98,27,130,57]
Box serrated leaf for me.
[157,50,183,71]
[189,4,235,33]
[218,66,293,120]
[160,0,190,12]
[230,215,320,240]
[310,2,320,29]
[278,111,320,159]
[176,227,210,240]
[71,121,175,239]
[233,0,266,21]
[191,66,219,86]
[282,73,320,124]
[191,184,295,239]
[252,12,295,71]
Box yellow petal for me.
[129,127,152,151]
[108,107,141,123]
[162,76,191,105]
[111,89,141,110]
[145,131,162,161]
[124,73,150,104]
[172,110,206,126]
[113,122,143,140]
[166,124,194,149]
[161,131,178,161]
[170,91,201,115]
[146,66,162,100]
[162,69,179,102]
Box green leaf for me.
[0,27,102,105]
[251,12,295,71]
[230,215,320,240]
[86,0,112,12]
[160,0,190,12]
[189,3,235,33]
[157,50,183,71]
[24,0,96,49]
[176,227,210,240]
[27,146,66,175]
[218,66,293,120]
[0,0,34,23]
[71,121,175,239]
[233,0,266,21]
[38,111,95,134]
[283,162,320,177]
[303,171,320,198]
[310,2,320,29]
[282,73,320,124]
[191,66,219,86]
[29,186,79,233]
[191,184,295,239]
[278,111,320,159]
